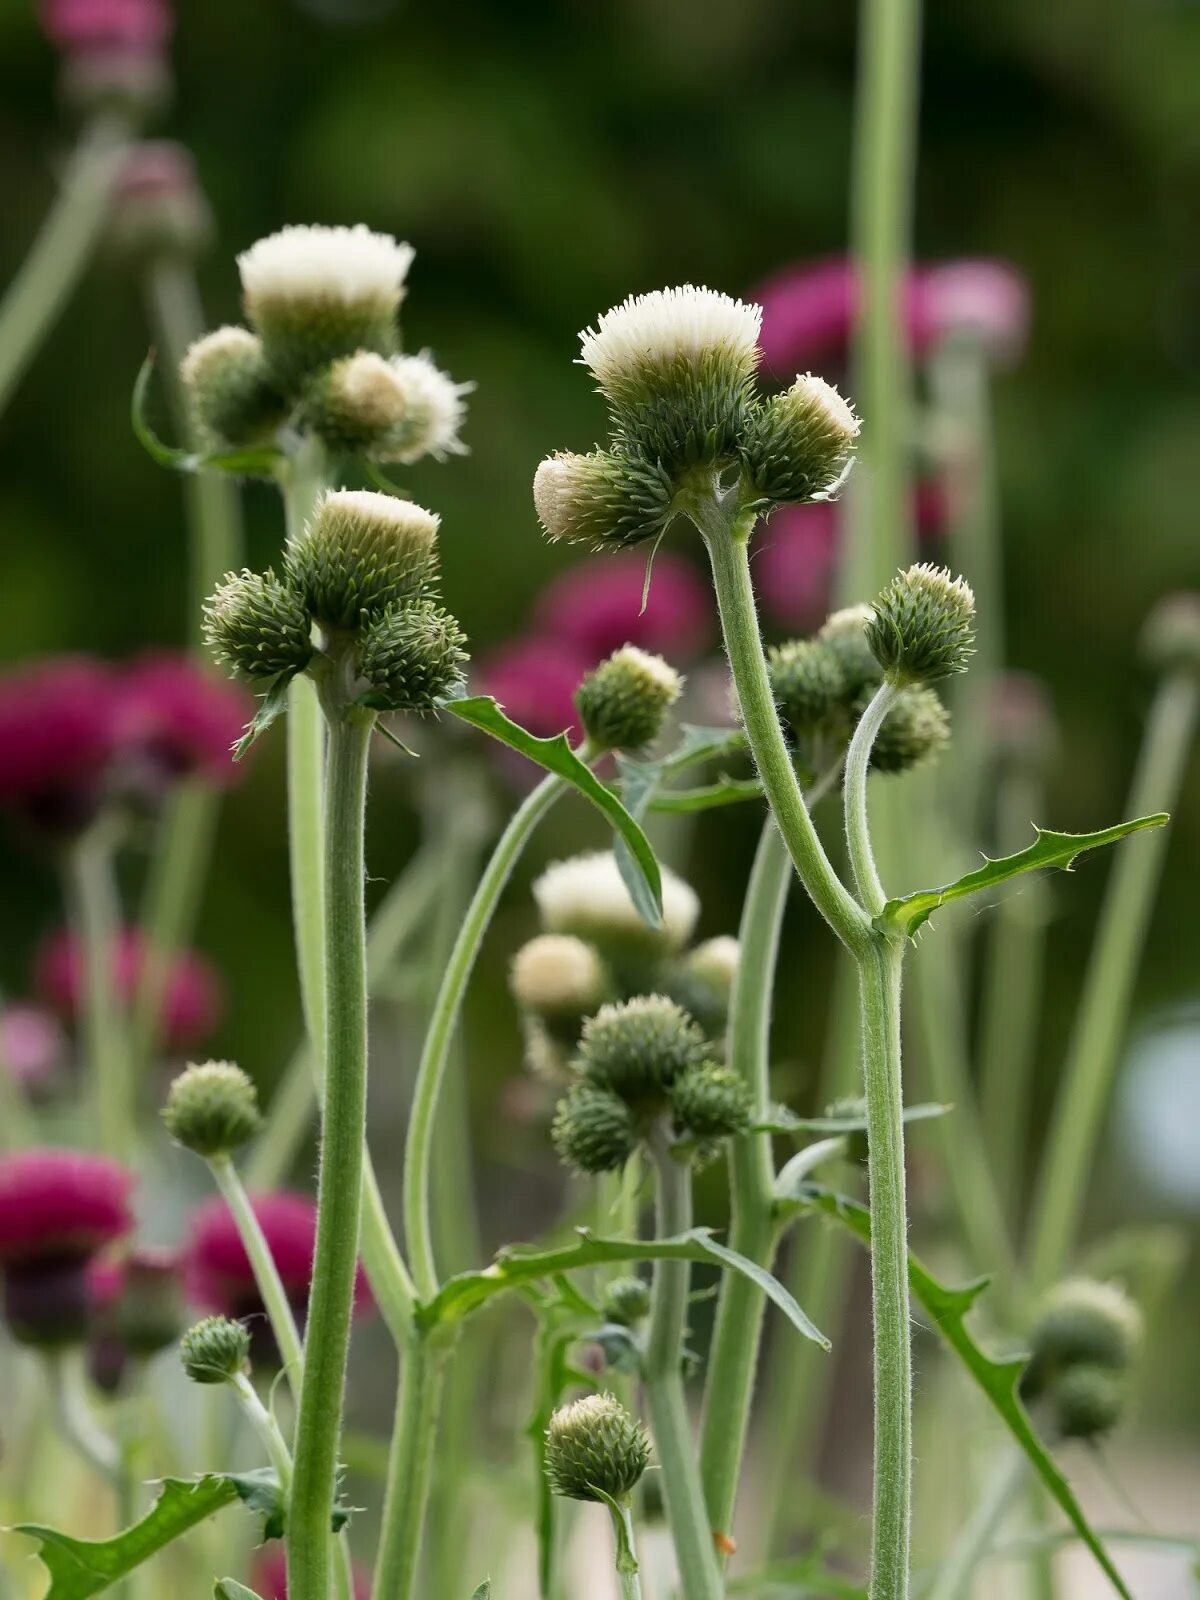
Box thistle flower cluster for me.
[204,489,468,718]
[533,286,860,551]
[179,225,470,463]
[1022,1277,1143,1442]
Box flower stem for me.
[370,1327,451,1600]
[844,679,899,914]
[208,1154,305,1384]
[68,824,131,1159]
[0,113,131,418]
[230,1371,294,1493]
[609,1500,644,1600]
[286,709,374,1600]
[1028,668,1200,1289]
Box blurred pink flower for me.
[756,258,858,376]
[535,550,713,666]
[909,260,1030,365]
[115,653,252,792]
[252,1549,370,1600]
[0,656,123,836]
[755,502,839,630]
[478,637,587,740]
[39,0,171,55]
[114,139,195,201]
[0,1003,66,1089]
[36,926,223,1052]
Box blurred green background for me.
[1,0,1198,1445]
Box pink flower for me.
[756,502,839,630]
[252,1549,370,1600]
[909,260,1030,365]
[534,550,713,666]
[0,656,123,836]
[35,927,224,1052]
[755,258,859,376]
[478,637,588,741]
[115,653,252,792]
[39,0,171,55]
[0,1003,66,1090]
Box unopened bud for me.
[1053,1364,1125,1442]
[180,327,287,450]
[179,1314,251,1385]
[162,1061,262,1159]
[551,1085,637,1175]
[533,450,674,550]
[203,568,314,681]
[576,646,683,752]
[1024,1278,1142,1401]
[578,995,706,1106]
[742,374,860,504]
[356,600,468,711]
[544,1391,650,1502]
[601,1276,651,1327]
[286,490,439,630]
[818,605,882,701]
[671,1063,753,1140]
[866,564,976,686]
[866,685,951,774]
[767,637,846,743]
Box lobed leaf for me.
[754,1101,949,1137]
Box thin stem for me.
[208,1155,305,1384]
[370,1328,450,1600]
[859,937,911,1600]
[698,817,790,1544]
[286,710,374,1600]
[609,1501,644,1600]
[230,1371,294,1493]
[698,498,870,956]
[67,826,131,1159]
[404,767,571,1301]
[0,114,131,418]
[644,1137,723,1600]
[927,1449,1026,1600]
[844,679,899,915]
[43,1349,119,1480]
[1028,670,1199,1289]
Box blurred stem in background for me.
[0,113,132,418]
[67,821,131,1159]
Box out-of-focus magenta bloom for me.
[914,477,951,542]
[478,638,588,740]
[115,653,251,792]
[252,1549,370,1600]
[0,657,123,836]
[39,0,171,55]
[35,927,223,1052]
[87,1244,182,1389]
[0,1003,66,1090]
[534,550,713,666]
[909,260,1030,365]
[756,258,858,376]
[115,139,194,201]
[756,503,839,630]
[0,1149,135,1346]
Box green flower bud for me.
[1053,1364,1125,1442]
[237,225,412,392]
[1140,593,1200,678]
[741,374,860,504]
[767,637,846,743]
[179,1315,251,1385]
[551,1084,637,1175]
[601,1276,652,1327]
[286,489,440,630]
[1024,1278,1143,1400]
[578,286,762,472]
[533,449,675,549]
[544,1391,651,1502]
[862,685,952,774]
[576,646,684,752]
[818,605,883,701]
[162,1061,263,1158]
[671,1063,753,1140]
[510,935,611,1045]
[179,327,287,450]
[578,995,707,1105]
[300,350,409,455]
[534,852,700,967]
[356,599,468,711]
[866,564,976,686]
[203,568,314,681]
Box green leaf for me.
[648,777,764,813]
[879,816,1169,938]
[772,1137,850,1202]
[360,460,413,498]
[132,355,282,479]
[233,673,295,760]
[419,1227,828,1350]
[13,1471,280,1600]
[590,1485,639,1574]
[214,1584,263,1600]
[797,1188,1134,1600]
[470,1584,492,1599]
[754,1101,949,1137]
[443,695,662,924]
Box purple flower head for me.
[755,257,858,376]
[756,502,839,630]
[478,637,588,742]
[115,653,252,796]
[535,551,713,667]
[0,656,123,837]
[0,1003,66,1091]
[910,260,1030,365]
[38,0,171,56]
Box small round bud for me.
[300,351,409,455]
[864,685,952,775]
[544,1391,650,1502]
[551,1085,637,1175]
[576,646,683,752]
[534,852,700,963]
[510,936,610,1044]
[179,1314,251,1384]
[818,605,883,701]
[203,568,314,682]
[1053,1364,1125,1442]
[578,995,707,1105]
[1025,1278,1143,1398]
[1140,593,1200,678]
[356,600,468,711]
[601,1276,651,1327]
[741,374,860,504]
[767,638,846,742]
[162,1061,262,1158]
[866,564,976,686]
[578,286,762,471]
[533,449,675,549]
[286,490,439,630]
[237,225,413,392]
[671,1063,753,1140]
[180,327,287,450]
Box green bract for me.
[179,327,287,450]
[544,1392,650,1503]
[866,563,976,686]
[767,637,847,743]
[180,1316,251,1385]
[741,374,860,505]
[533,448,675,549]
[671,1062,753,1140]
[866,684,952,774]
[551,1083,637,1175]
[286,490,439,630]
[356,599,468,711]
[578,995,707,1103]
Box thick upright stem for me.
[1028,669,1199,1289]
[286,711,373,1600]
[370,1328,450,1600]
[209,1155,305,1383]
[859,937,912,1600]
[698,818,790,1542]
[844,679,898,914]
[645,1138,723,1600]
[68,827,130,1159]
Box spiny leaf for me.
[443,695,662,925]
[754,1101,949,1137]
[132,355,282,479]
[232,672,294,760]
[418,1226,828,1349]
[797,1187,1134,1600]
[470,1584,492,1599]
[880,816,1168,938]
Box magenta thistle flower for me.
[86,1244,182,1390]
[757,501,839,630]
[115,653,253,793]
[0,656,123,837]
[755,257,859,375]
[0,1148,134,1346]
[909,259,1030,365]
[0,1003,66,1091]
[534,550,713,665]
[35,926,224,1053]
[478,637,588,741]
[38,0,171,55]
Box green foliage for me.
[214,1584,263,1600]
[132,355,283,479]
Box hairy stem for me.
[610,1501,644,1600]
[68,825,131,1159]
[208,1155,305,1383]
[370,1328,450,1600]
[844,679,898,914]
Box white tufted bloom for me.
[510,935,608,1016]
[534,850,699,953]
[578,286,761,398]
[387,352,472,462]
[237,224,413,312]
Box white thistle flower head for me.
[237,224,414,391]
[533,450,674,549]
[534,850,699,956]
[685,935,740,995]
[510,935,608,1018]
[575,645,684,751]
[385,352,472,463]
[302,350,407,454]
[179,325,284,449]
[786,373,861,441]
[180,325,260,390]
[286,489,441,630]
[742,372,861,507]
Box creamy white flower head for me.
[608,645,681,699]
[824,603,875,632]
[578,285,762,395]
[388,351,472,462]
[533,453,593,542]
[180,325,260,388]
[237,224,414,309]
[311,487,440,546]
[686,935,740,992]
[534,850,699,952]
[511,935,607,1014]
[786,372,861,440]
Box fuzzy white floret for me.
[686,935,740,988]
[180,325,259,385]
[389,352,472,462]
[902,562,976,616]
[310,488,440,543]
[534,850,699,950]
[237,225,414,307]
[533,453,587,540]
[607,645,682,699]
[788,372,861,438]
[578,285,761,388]
[511,935,605,1012]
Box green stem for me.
[208,1154,305,1383]
[858,936,912,1600]
[844,679,898,914]
[1028,669,1199,1289]
[698,818,790,1544]
[43,1350,119,1481]
[0,114,131,418]
[403,767,571,1301]
[286,710,374,1600]
[230,1370,294,1493]
[609,1501,644,1600]
[68,825,131,1160]
[370,1327,450,1600]
[645,1137,723,1600]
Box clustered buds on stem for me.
[162,1060,262,1158]
[1022,1277,1143,1442]
[544,1391,650,1502]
